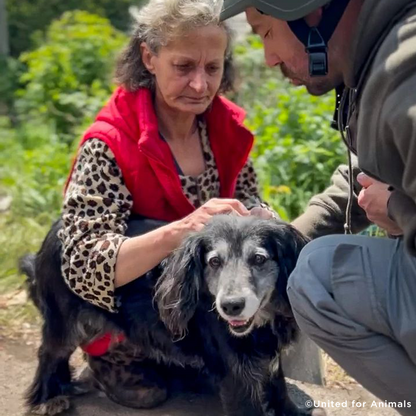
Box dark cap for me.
[220,0,331,21]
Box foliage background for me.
[6,0,138,58]
[0,9,352,291]
[231,36,345,220]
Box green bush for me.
[0,12,128,286]
[230,36,348,221]
[0,29,363,290]
[16,11,127,142]
[6,0,140,58]
[0,56,24,119]
[0,116,71,285]
[0,117,70,220]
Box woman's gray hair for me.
[114,0,235,93]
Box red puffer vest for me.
[66,87,254,356]
[66,87,254,220]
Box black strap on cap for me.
[287,0,350,77]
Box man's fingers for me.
[357,188,366,208]
[250,207,274,219]
[357,172,374,188]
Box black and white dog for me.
[21,214,324,416]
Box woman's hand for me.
[170,198,250,242]
[115,199,248,287]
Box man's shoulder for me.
[376,9,416,73]
[357,6,416,125]
[362,7,416,95]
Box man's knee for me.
[287,236,343,337]
[288,235,339,299]
[288,234,381,341]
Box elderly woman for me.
[59,0,272,408]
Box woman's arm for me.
[60,139,132,312]
[114,222,181,287]
[61,140,249,309]
[115,197,251,287]
[61,139,191,311]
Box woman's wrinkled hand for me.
[170,198,249,244]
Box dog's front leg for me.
[25,322,78,415]
[219,373,264,416]
[263,357,325,416]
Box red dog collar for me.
[81,332,126,356]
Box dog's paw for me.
[30,396,70,415]
[67,364,95,396]
[70,380,93,396]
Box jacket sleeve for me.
[291,160,370,239]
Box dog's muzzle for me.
[217,292,261,336]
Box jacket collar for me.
[92,87,253,172]
[85,87,254,217]
[133,87,253,175]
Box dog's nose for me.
[220,297,246,317]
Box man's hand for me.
[250,204,279,220]
[357,173,403,236]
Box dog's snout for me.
[220,297,246,317]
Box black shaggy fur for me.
[20,214,322,416]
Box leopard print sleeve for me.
[234,158,278,218]
[234,158,262,209]
[58,139,133,312]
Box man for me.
[222,0,416,413]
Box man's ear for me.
[140,42,156,74]
[304,7,323,27]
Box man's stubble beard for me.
[304,80,336,96]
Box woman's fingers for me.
[203,198,249,216]
[178,198,250,236]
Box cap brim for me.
[220,0,251,21]
[220,0,330,22]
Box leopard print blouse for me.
[59,121,262,312]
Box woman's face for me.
[141,25,228,115]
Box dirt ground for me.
[0,336,400,416]
[0,290,401,416]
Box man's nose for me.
[264,48,281,68]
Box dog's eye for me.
[208,256,221,268]
[254,254,267,265]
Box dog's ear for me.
[154,233,206,339]
[265,221,309,300]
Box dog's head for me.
[155,215,308,338]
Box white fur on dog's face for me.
[205,238,279,337]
